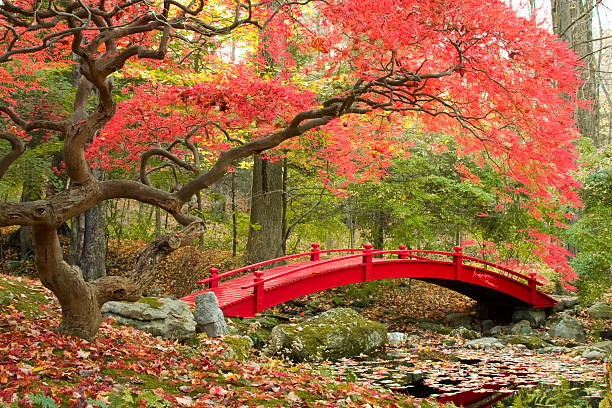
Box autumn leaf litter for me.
[0,274,448,407]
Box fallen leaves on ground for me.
[0,274,445,408]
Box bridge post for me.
[209,267,219,289]
[453,246,463,280]
[310,243,321,261]
[253,271,264,313]
[363,244,373,281]
[529,272,537,305]
[398,244,407,259]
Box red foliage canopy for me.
[1,0,583,282]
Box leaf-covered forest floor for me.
[0,273,453,408]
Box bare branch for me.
[140,147,197,186]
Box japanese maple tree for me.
[0,0,582,340]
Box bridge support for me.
[453,246,463,280]
[310,243,320,261]
[209,267,219,289]
[253,271,264,313]
[397,245,407,259]
[362,244,373,281]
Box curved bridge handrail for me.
[459,254,541,285]
[197,247,366,285]
[241,251,382,289]
[240,249,459,290]
[239,248,539,290]
[397,250,540,286]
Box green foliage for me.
[25,393,59,408]
[565,139,612,304]
[496,380,599,407]
[108,389,173,408]
[343,367,358,382]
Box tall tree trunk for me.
[231,170,237,257]
[551,0,600,145]
[8,153,44,257]
[281,158,288,255]
[245,155,284,264]
[80,204,107,281]
[372,210,386,250]
[69,194,107,281]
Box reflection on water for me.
[325,349,603,407]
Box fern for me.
[25,393,59,408]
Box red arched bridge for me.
[180,244,557,316]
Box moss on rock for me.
[502,335,547,350]
[221,335,253,361]
[137,297,164,309]
[270,308,387,362]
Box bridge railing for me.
[197,243,368,288]
[238,246,539,289]
[198,244,541,304]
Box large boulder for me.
[588,302,612,319]
[270,308,387,361]
[549,314,586,342]
[193,292,228,337]
[102,297,196,341]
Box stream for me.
[322,337,605,407]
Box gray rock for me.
[553,301,565,313]
[502,335,548,350]
[562,297,578,309]
[102,301,167,321]
[445,313,472,329]
[480,319,495,334]
[488,325,504,336]
[194,292,228,337]
[552,296,579,312]
[582,348,606,360]
[102,298,196,341]
[387,332,408,347]
[533,331,551,341]
[538,346,567,354]
[589,341,612,353]
[270,308,387,362]
[465,337,504,349]
[588,302,612,319]
[582,350,605,360]
[601,327,612,340]
[450,327,480,340]
[512,309,546,328]
[549,314,586,342]
[510,320,534,335]
[220,336,253,361]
